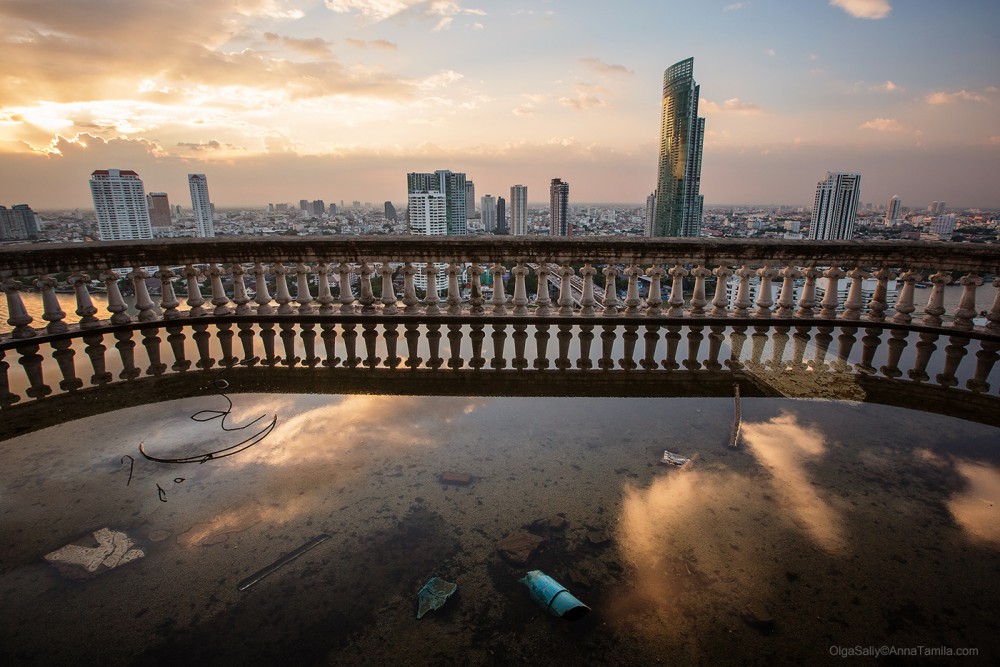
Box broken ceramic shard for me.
[43,527,145,579]
[416,576,457,619]
[661,450,690,466]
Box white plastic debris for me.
[44,528,145,578]
[660,450,690,466]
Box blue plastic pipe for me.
[520,570,591,621]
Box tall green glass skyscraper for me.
[651,58,705,237]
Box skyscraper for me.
[549,178,569,237]
[510,185,528,236]
[885,195,901,225]
[0,204,38,240]
[89,169,152,241]
[188,174,215,237]
[147,192,172,235]
[407,191,449,291]
[651,57,705,238]
[496,196,507,235]
[312,199,325,216]
[465,180,476,219]
[407,170,468,235]
[644,193,656,236]
[384,201,397,221]
[481,195,496,232]
[809,172,861,240]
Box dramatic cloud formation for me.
[830,0,891,20]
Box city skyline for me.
[1,1,999,209]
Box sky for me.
[0,0,998,209]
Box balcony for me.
[1,237,999,664]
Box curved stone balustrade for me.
[1,237,998,342]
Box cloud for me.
[344,38,398,50]
[701,97,762,114]
[723,2,748,10]
[175,140,243,151]
[829,0,891,19]
[926,89,989,105]
[766,48,777,57]
[859,117,905,132]
[578,57,634,78]
[433,16,453,30]
[263,32,333,57]
[324,0,484,25]
[558,83,610,110]
[512,105,535,117]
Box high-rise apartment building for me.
[651,57,705,238]
[644,193,656,237]
[496,196,507,235]
[89,169,152,241]
[407,191,449,291]
[928,201,946,215]
[384,201,397,221]
[549,178,570,237]
[312,199,325,216]
[188,174,215,237]
[481,195,496,233]
[885,195,901,225]
[299,200,309,211]
[809,172,861,240]
[407,170,467,235]
[510,185,528,236]
[465,180,476,219]
[0,204,38,240]
[147,192,172,236]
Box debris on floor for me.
[520,570,591,621]
[237,533,332,592]
[497,530,545,566]
[660,450,690,466]
[43,527,145,580]
[439,471,473,486]
[417,576,457,619]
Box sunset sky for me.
[1,0,998,209]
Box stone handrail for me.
[1,236,998,342]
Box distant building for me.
[928,201,946,215]
[312,199,325,216]
[481,195,496,232]
[299,199,309,211]
[549,178,570,237]
[933,213,957,239]
[407,170,467,235]
[651,57,705,237]
[328,203,338,215]
[496,196,508,235]
[510,184,528,236]
[809,172,861,240]
[384,201,397,222]
[89,169,152,241]
[644,193,656,236]
[147,192,172,236]
[885,195,901,225]
[188,174,215,237]
[407,191,449,291]
[465,180,476,218]
[0,204,38,241]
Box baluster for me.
[279,323,299,367]
[114,330,141,379]
[358,262,377,315]
[31,274,68,334]
[83,333,114,383]
[952,273,983,331]
[231,265,252,315]
[623,265,643,316]
[469,264,487,315]
[401,263,419,314]
[141,327,168,376]
[424,265,442,315]
[447,323,464,369]
[644,265,665,317]
[880,329,908,378]
[491,324,507,369]
[598,325,616,370]
[789,327,810,371]
[666,264,688,317]
[157,268,182,320]
[796,267,821,318]
[166,325,191,372]
[2,279,35,339]
[469,323,486,369]
[754,266,778,319]
[68,272,100,329]
[839,268,868,321]
[534,264,552,315]
[218,323,238,367]
[987,278,1000,333]
[425,323,443,369]
[316,263,337,314]
[908,333,937,382]
[558,265,576,316]
[705,325,725,371]
[381,264,399,315]
[301,323,318,367]
[774,266,801,318]
[555,324,573,370]
[922,271,951,327]
[688,265,711,316]
[855,328,880,374]
[748,326,768,369]
[732,266,754,318]
[601,266,619,315]
[271,264,294,315]
[767,325,790,371]
[512,324,529,370]
[891,270,922,324]
[577,324,594,369]
[52,339,82,391]
[490,263,507,315]
[967,340,999,393]
[295,263,315,314]
[238,322,260,366]
[444,263,462,315]
[193,324,215,370]
[17,344,51,399]
[809,326,833,371]
[534,324,551,369]
[510,263,528,315]
[203,264,230,317]
[580,263,598,316]
[868,268,895,322]
[620,324,639,370]
[663,324,682,370]
[832,326,858,373]
[682,325,704,370]
[0,349,17,407]
[819,267,846,319]
[936,336,969,387]
[101,270,132,325]
[711,267,733,317]
[404,322,422,368]
[342,323,360,367]
[338,262,357,314]
[640,324,660,370]
[321,323,340,367]
[182,265,207,317]
[361,322,380,368]
[260,323,279,366]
